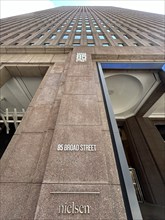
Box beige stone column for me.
[34,47,127,219]
[1,49,126,219]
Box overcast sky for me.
[1,0,165,19]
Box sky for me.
[0,0,165,19]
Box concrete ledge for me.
[0,46,73,54]
[92,54,165,61]
[1,46,164,62]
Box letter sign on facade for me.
[76,53,87,62]
[58,202,90,215]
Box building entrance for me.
[98,62,165,220]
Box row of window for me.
[57,42,125,46]
[6,14,159,46]
[28,42,125,47]
[0,42,127,47]
[57,18,154,40]
[52,26,149,39]
[37,34,132,41]
[36,23,149,44]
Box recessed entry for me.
[0,65,49,158]
[104,69,160,119]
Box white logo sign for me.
[76,53,87,62]
[58,202,90,215]
[57,144,97,152]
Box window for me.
[111,35,117,39]
[77,25,82,28]
[25,34,31,39]
[76,30,81,32]
[63,35,68,39]
[99,35,105,40]
[58,43,65,46]
[74,35,81,39]
[86,29,91,32]
[44,43,50,45]
[133,43,139,46]
[73,43,80,46]
[57,29,61,32]
[102,43,109,46]
[86,25,90,28]
[148,34,154,38]
[127,28,133,32]
[87,35,93,40]
[38,34,44,39]
[96,30,101,33]
[47,29,51,32]
[50,34,56,39]
[156,125,165,141]
[107,30,111,32]
[124,35,129,39]
[118,43,124,47]
[88,43,95,46]
[29,42,34,45]
[66,30,71,32]
[137,35,143,39]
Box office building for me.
[0,6,165,220]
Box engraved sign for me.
[58,202,90,215]
[50,191,100,216]
[76,53,87,62]
[57,144,97,152]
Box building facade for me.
[0,6,165,220]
